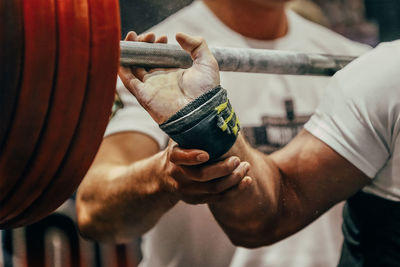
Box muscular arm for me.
[208,42,400,247]
[76,130,246,243]
[207,130,370,248]
[76,132,178,243]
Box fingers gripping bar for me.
[120,41,356,76]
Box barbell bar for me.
[120,41,357,76]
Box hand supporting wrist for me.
[159,86,240,160]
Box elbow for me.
[77,208,135,244]
[76,190,144,244]
[225,220,282,248]
[230,235,278,248]
[76,198,109,242]
[76,193,128,244]
[76,211,100,241]
[75,170,136,243]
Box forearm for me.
[77,151,178,243]
[208,134,285,247]
[209,130,369,247]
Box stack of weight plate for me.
[0,0,120,228]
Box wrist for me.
[157,149,180,203]
[159,86,240,160]
[221,132,248,158]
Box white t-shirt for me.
[107,1,370,266]
[305,40,400,202]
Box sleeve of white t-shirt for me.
[305,41,400,178]
[104,78,169,149]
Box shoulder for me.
[304,41,400,177]
[334,41,400,131]
[335,40,400,101]
[320,40,400,148]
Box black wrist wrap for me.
[159,86,240,160]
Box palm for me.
[141,60,219,123]
[120,32,220,124]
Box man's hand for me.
[161,143,251,204]
[119,31,220,124]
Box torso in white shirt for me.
[306,40,400,202]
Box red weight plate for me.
[0,0,57,214]
[0,0,24,152]
[0,0,90,221]
[2,0,121,228]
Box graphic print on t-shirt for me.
[241,99,311,153]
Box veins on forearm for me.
[79,153,179,240]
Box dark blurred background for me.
[119,0,193,36]
[364,0,400,42]
[119,0,400,46]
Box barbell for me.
[0,0,356,229]
[121,41,355,76]
[0,0,120,229]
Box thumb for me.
[169,146,210,165]
[176,32,216,66]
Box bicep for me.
[270,130,370,218]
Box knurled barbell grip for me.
[120,41,356,76]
